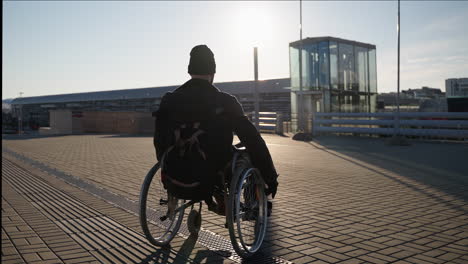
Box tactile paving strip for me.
[3,148,293,264]
[2,157,182,263]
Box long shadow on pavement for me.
[310,136,468,207]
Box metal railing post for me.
[276,113,283,134]
[312,112,317,136]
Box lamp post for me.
[298,0,304,132]
[387,0,409,146]
[396,0,401,133]
[18,92,23,135]
[253,47,260,130]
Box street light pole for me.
[18,92,23,135]
[387,0,409,146]
[396,0,401,133]
[253,47,260,130]
[298,0,304,132]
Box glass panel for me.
[304,43,318,90]
[290,92,298,131]
[303,94,313,120]
[370,94,377,112]
[312,44,319,90]
[352,95,360,112]
[290,45,312,91]
[318,41,330,90]
[331,93,339,112]
[344,95,351,113]
[338,43,355,91]
[369,49,377,93]
[329,42,338,90]
[342,95,352,113]
[355,47,369,93]
[302,47,310,90]
[289,46,300,91]
[359,95,369,112]
[323,89,331,112]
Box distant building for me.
[377,93,420,112]
[446,78,468,112]
[377,87,447,112]
[419,99,448,112]
[10,78,291,133]
[401,86,445,100]
[446,78,468,98]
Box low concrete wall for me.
[43,110,154,135]
[50,110,73,134]
[81,111,154,134]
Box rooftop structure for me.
[289,36,377,132]
[11,78,290,105]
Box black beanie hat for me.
[188,45,216,75]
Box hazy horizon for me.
[3,1,468,99]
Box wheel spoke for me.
[139,163,185,246]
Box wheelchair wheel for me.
[139,163,185,246]
[227,166,268,258]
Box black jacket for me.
[153,78,278,192]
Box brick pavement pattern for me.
[2,153,235,264]
[3,134,468,263]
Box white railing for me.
[313,112,468,139]
[249,112,285,134]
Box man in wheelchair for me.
[153,45,279,216]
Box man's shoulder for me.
[216,91,236,101]
[160,80,240,107]
[160,91,174,103]
[212,89,238,104]
[211,90,244,116]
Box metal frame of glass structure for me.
[289,37,377,131]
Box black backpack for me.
[158,91,222,201]
[161,120,217,200]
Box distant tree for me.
[2,111,17,128]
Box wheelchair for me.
[139,144,268,258]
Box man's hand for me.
[265,180,278,199]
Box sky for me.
[3,1,468,99]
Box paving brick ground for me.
[2,134,468,263]
[2,153,235,264]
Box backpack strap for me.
[164,174,201,188]
[171,122,207,160]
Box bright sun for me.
[232,7,274,48]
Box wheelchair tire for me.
[139,163,185,246]
[227,165,268,258]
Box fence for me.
[248,112,285,134]
[313,112,468,140]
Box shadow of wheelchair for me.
[140,233,232,264]
[138,244,174,264]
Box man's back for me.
[154,78,278,195]
[155,78,238,171]
[153,44,278,199]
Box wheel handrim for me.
[233,168,267,254]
